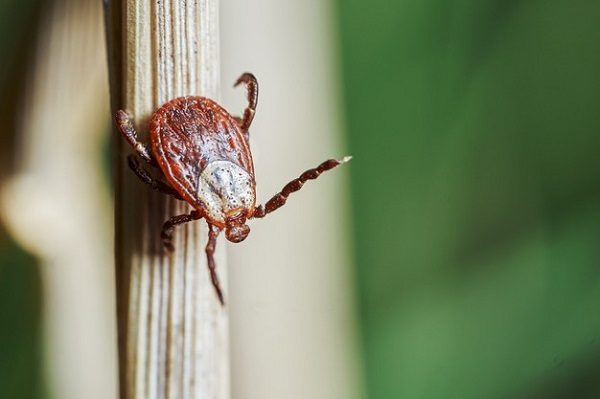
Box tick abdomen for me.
[149,96,255,219]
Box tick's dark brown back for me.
[150,96,254,208]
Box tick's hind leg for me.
[233,72,258,139]
[116,110,156,165]
[127,155,183,200]
[205,224,225,305]
[253,156,352,218]
[161,210,203,253]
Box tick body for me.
[151,96,256,238]
[116,73,350,305]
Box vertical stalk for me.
[105,1,229,398]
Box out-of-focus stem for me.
[1,1,116,399]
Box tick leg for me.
[205,224,225,305]
[233,72,258,138]
[115,109,157,166]
[253,156,352,218]
[161,210,203,253]
[231,116,248,143]
[127,155,184,200]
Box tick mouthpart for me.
[225,212,250,243]
[225,224,250,243]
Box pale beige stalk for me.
[221,0,364,398]
[109,1,229,399]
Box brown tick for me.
[116,73,350,305]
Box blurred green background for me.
[2,0,600,398]
[338,0,600,398]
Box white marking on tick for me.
[197,161,255,223]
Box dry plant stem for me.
[110,1,229,399]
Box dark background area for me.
[0,0,45,397]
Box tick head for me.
[225,223,250,243]
[225,213,250,243]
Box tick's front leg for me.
[233,72,258,140]
[127,155,183,200]
[253,156,351,218]
[115,110,156,166]
[205,224,225,305]
[161,210,203,252]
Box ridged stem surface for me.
[109,1,229,398]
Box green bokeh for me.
[338,1,600,398]
[0,234,44,399]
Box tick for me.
[115,72,350,305]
